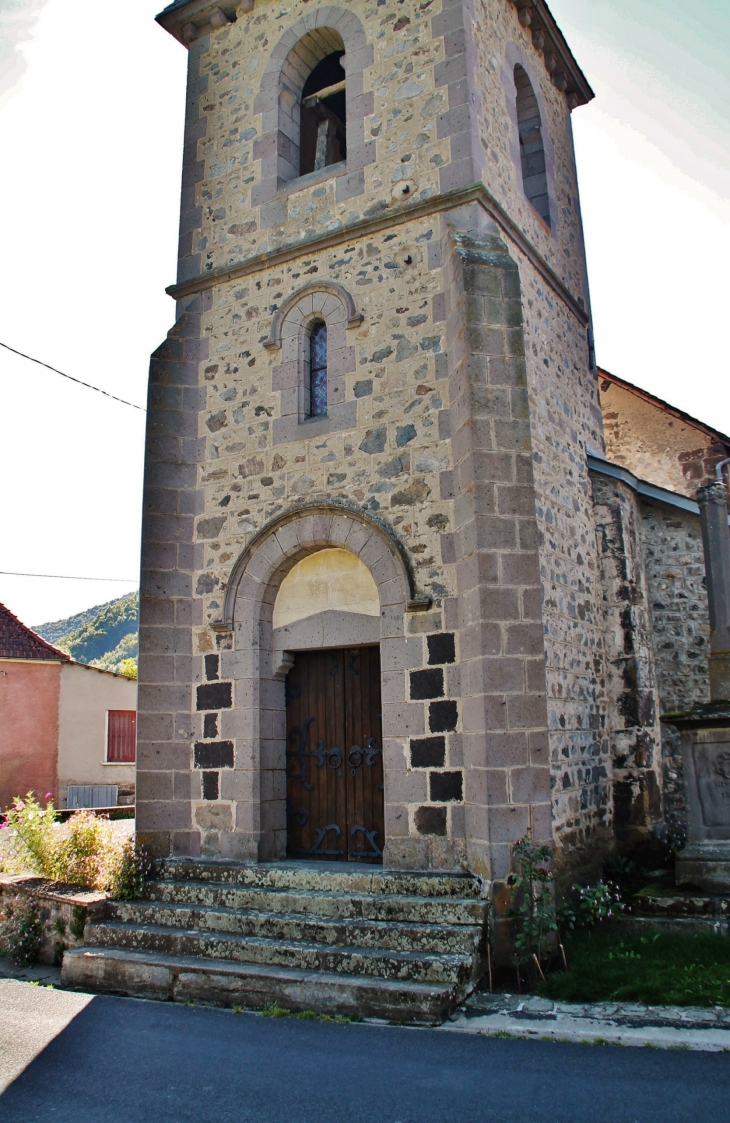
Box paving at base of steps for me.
[3,956,730,1053]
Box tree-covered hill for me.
[34,591,139,673]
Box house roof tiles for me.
[0,603,71,662]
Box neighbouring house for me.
[0,603,137,811]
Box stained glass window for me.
[310,321,328,417]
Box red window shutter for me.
[107,711,137,763]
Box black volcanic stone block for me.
[429,700,458,732]
[414,806,447,836]
[410,668,444,700]
[194,741,234,769]
[202,771,219,800]
[196,682,232,711]
[410,736,446,768]
[429,770,463,803]
[427,633,456,665]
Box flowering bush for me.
[0,793,150,900]
[0,894,43,967]
[1,793,57,876]
[107,837,154,901]
[560,880,626,931]
[49,811,114,890]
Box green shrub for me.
[508,835,557,966]
[0,895,44,967]
[559,880,626,930]
[1,793,150,899]
[1,793,58,876]
[107,836,153,900]
[49,811,114,890]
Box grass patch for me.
[260,1005,351,1023]
[539,928,730,1007]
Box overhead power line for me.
[0,341,147,411]
[0,571,138,583]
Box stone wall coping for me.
[166,181,590,329]
[0,873,108,909]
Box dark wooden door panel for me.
[286,646,383,863]
[345,647,384,861]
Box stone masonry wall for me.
[641,501,710,834]
[139,0,607,874]
[591,475,662,847]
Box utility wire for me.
[0,341,146,411]
[0,571,138,583]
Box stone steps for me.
[62,947,459,1024]
[62,860,489,1024]
[107,900,482,955]
[153,858,480,898]
[144,880,485,925]
[82,921,475,984]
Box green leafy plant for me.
[508,835,557,966]
[107,837,153,900]
[0,894,44,967]
[1,793,58,876]
[559,880,626,930]
[1,794,150,899]
[49,811,114,889]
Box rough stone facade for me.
[142,0,716,893]
[642,502,710,834]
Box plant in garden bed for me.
[0,894,44,967]
[507,835,558,973]
[0,793,150,899]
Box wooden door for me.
[285,647,384,863]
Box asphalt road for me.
[1,981,729,1123]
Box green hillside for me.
[34,592,139,674]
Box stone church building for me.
[62,0,728,1016]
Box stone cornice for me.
[508,0,594,109]
[167,181,590,328]
[156,0,244,45]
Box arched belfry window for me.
[309,321,328,418]
[514,65,551,228]
[300,51,347,177]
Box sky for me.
[0,0,727,628]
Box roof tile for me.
[0,603,71,662]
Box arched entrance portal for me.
[274,550,384,862]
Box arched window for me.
[299,50,347,177]
[514,64,551,228]
[309,321,328,417]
